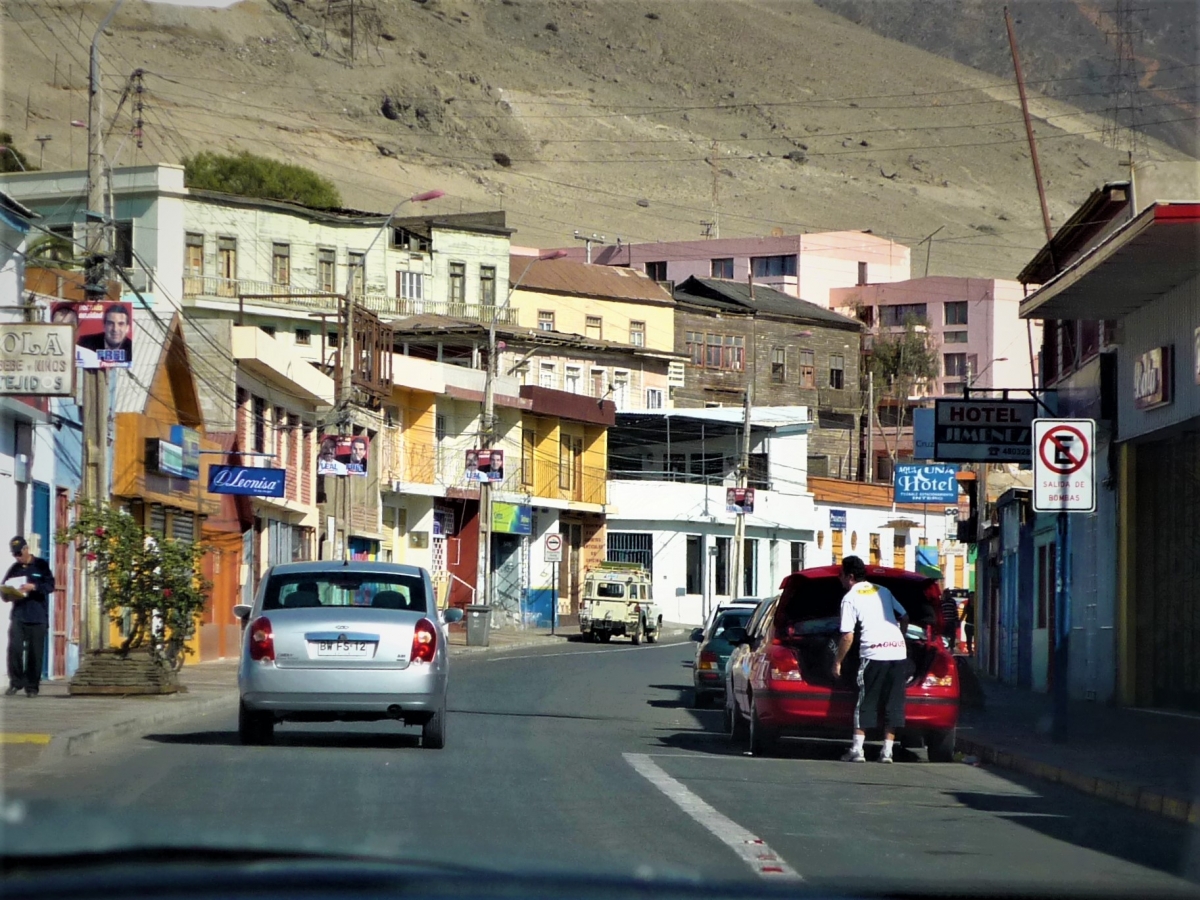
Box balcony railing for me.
[182,276,518,326]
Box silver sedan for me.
[234,561,464,748]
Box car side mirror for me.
[724,626,747,645]
[233,604,252,621]
[690,628,705,642]
[442,608,465,625]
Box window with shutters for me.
[148,505,166,536]
[171,511,195,544]
[480,266,497,305]
[521,428,535,487]
[799,348,815,388]
[831,529,844,563]
[185,233,203,278]
[318,248,336,293]
[771,347,786,383]
[448,262,466,304]
[893,532,908,568]
[272,243,291,286]
[348,252,365,297]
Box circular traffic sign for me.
[1038,424,1089,475]
[544,533,562,551]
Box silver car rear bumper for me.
[239,660,446,714]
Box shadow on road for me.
[143,730,421,749]
[948,783,1198,881]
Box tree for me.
[182,150,341,208]
[0,132,34,173]
[864,316,939,463]
[59,503,211,668]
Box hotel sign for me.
[933,399,1037,463]
[1133,346,1173,410]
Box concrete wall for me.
[807,499,954,574]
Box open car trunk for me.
[774,567,943,690]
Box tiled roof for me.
[674,276,863,330]
[510,255,674,304]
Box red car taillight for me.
[921,650,956,690]
[767,645,803,683]
[411,618,437,664]
[249,616,274,662]
[698,650,719,671]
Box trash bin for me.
[465,605,492,647]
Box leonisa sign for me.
[207,465,287,498]
[1133,345,1173,410]
[0,324,75,396]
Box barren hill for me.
[2,0,1190,280]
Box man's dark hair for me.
[103,304,129,324]
[352,437,366,448]
[841,555,867,581]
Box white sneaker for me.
[878,753,894,764]
[841,748,866,763]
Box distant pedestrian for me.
[3,536,54,697]
[832,555,910,764]
[941,590,961,651]
[963,595,976,655]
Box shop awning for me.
[1019,203,1200,321]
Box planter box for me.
[68,649,181,696]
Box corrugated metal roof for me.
[510,256,674,304]
[674,277,863,330]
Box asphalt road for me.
[5,637,1199,894]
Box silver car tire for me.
[238,700,274,746]
[422,701,447,750]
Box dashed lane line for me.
[624,752,802,881]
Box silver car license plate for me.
[315,640,372,658]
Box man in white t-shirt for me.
[832,555,911,763]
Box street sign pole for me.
[552,561,558,635]
[1053,510,1070,743]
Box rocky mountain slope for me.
[2,0,1189,280]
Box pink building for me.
[551,231,911,308]
[829,276,1041,398]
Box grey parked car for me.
[235,561,464,748]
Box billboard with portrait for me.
[54,300,134,369]
[317,434,369,477]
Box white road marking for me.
[624,752,802,881]
[485,642,683,662]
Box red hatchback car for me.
[724,565,960,761]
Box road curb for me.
[956,735,1198,826]
[41,691,238,763]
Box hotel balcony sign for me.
[933,398,1037,463]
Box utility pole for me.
[731,384,753,601]
[1004,6,1054,243]
[572,231,604,265]
[79,0,125,653]
[866,373,874,483]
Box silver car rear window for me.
[262,572,428,612]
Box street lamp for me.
[965,357,1009,395]
[478,249,568,609]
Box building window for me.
[857,261,868,285]
[711,257,734,279]
[944,301,968,326]
[690,453,725,480]
[538,310,555,331]
[608,532,654,575]
[685,331,704,365]
[686,536,703,595]
[881,303,928,326]
[829,353,845,390]
[218,236,237,287]
[750,254,797,278]
[645,261,668,281]
[392,227,430,253]
[869,533,881,565]
[184,233,203,278]
[771,347,786,383]
[253,396,266,453]
[111,221,134,269]
[348,251,365,297]
[743,538,757,596]
[645,388,664,409]
[558,434,582,491]
[397,271,423,301]
[539,362,557,390]
[612,371,629,410]
[944,330,969,344]
[701,333,744,370]
[585,316,603,340]
[318,248,336,293]
[629,320,645,347]
[295,329,311,346]
[521,428,535,487]
[480,265,496,305]
[448,262,466,304]
[944,353,969,378]
[565,365,581,394]
[715,536,731,595]
[272,243,291,286]
[799,348,815,388]
[591,369,606,398]
[790,541,805,573]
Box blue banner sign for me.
[170,425,201,480]
[829,508,847,531]
[912,408,935,460]
[207,465,286,498]
[894,464,960,504]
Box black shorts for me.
[854,658,912,731]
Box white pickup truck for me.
[579,562,661,644]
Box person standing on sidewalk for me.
[832,555,910,763]
[3,536,54,697]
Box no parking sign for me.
[1032,419,1096,513]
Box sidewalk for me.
[957,676,1200,825]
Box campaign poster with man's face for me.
[70,301,134,369]
[318,435,369,477]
